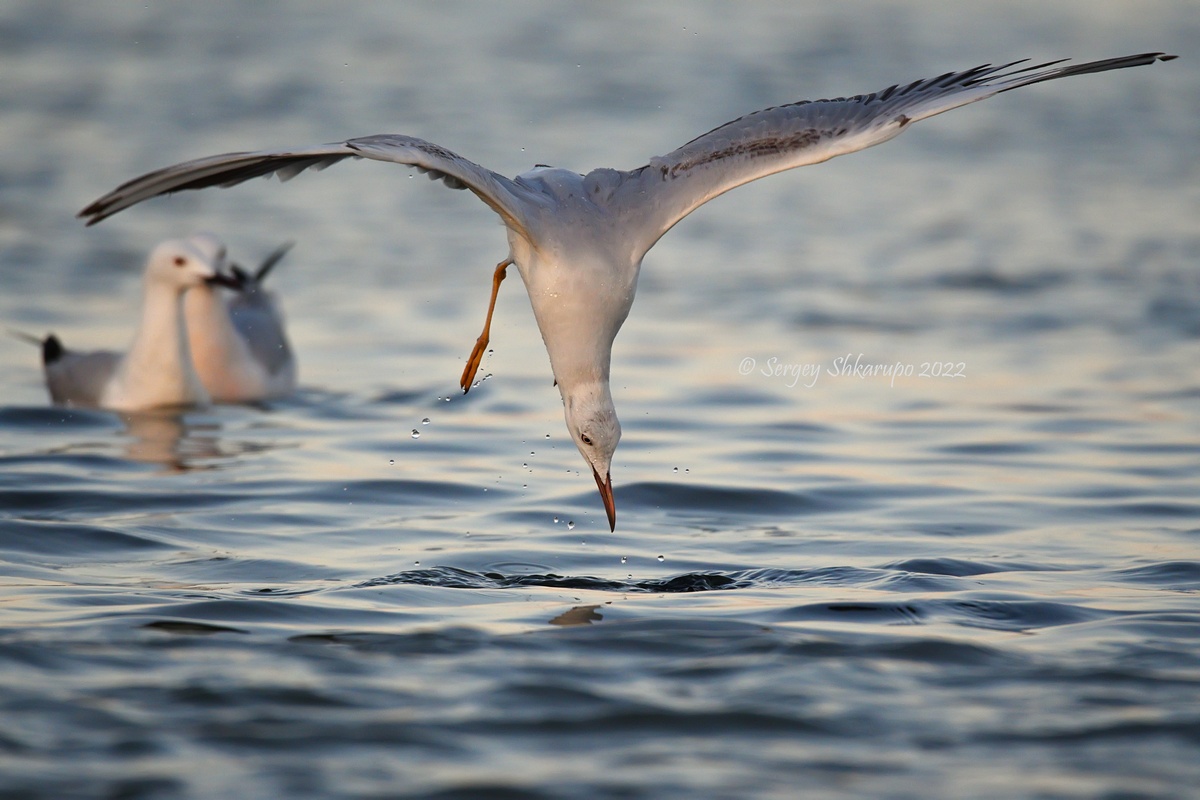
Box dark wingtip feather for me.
[77,204,104,226]
[254,241,295,282]
[42,334,64,365]
[994,51,1178,94]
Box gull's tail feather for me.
[7,328,44,347]
[8,328,64,365]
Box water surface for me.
[1,3,1198,798]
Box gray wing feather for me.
[44,347,121,406]
[223,243,295,377]
[227,291,293,376]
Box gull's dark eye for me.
[173,256,187,267]
[580,434,593,446]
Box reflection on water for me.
[118,410,220,471]
[0,2,1197,798]
[117,407,286,472]
[548,605,605,626]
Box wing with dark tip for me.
[79,135,537,239]
[42,344,122,407]
[606,52,1176,258]
[221,242,296,379]
[227,280,294,379]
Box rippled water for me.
[2,2,1198,798]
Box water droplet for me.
[414,560,420,566]
[422,418,430,425]
[657,555,665,562]
[411,430,420,439]
[389,459,394,465]
[620,556,627,564]
[553,516,560,524]
[673,467,679,473]
[522,463,528,469]
[567,521,575,530]
[545,433,551,439]
[580,540,586,546]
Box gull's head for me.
[563,382,621,531]
[146,233,237,292]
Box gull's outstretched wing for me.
[79,134,535,238]
[608,52,1176,258]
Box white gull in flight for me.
[26,234,236,411]
[184,240,297,403]
[78,52,1176,528]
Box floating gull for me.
[78,52,1176,528]
[185,240,297,403]
[24,234,236,411]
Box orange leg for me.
[460,258,512,393]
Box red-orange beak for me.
[592,468,616,531]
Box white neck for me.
[107,280,208,409]
[508,234,639,392]
[186,286,244,362]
